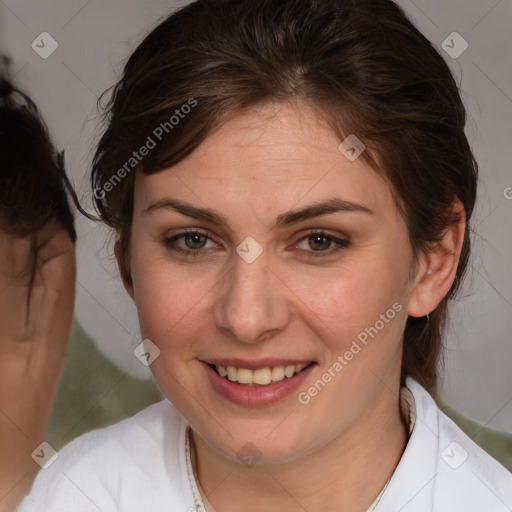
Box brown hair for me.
[91,0,477,395]
[0,55,81,244]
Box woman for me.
[18,0,512,511]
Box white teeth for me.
[271,366,285,381]
[227,366,237,382]
[253,368,272,385]
[237,368,253,384]
[214,363,309,386]
[284,365,296,378]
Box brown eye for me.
[162,229,217,258]
[307,235,332,251]
[183,233,208,249]
[295,231,350,257]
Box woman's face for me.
[126,101,420,464]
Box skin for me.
[119,101,465,512]
[0,220,75,512]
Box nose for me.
[213,251,292,344]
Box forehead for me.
[134,102,395,219]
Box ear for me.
[114,238,134,300]
[407,200,466,318]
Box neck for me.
[190,383,408,512]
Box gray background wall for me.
[1,0,510,432]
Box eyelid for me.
[164,226,229,246]
[292,227,348,243]
[296,227,346,238]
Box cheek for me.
[130,244,210,343]
[290,253,405,341]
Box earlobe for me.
[114,239,134,300]
[407,201,466,318]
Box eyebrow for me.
[142,197,373,228]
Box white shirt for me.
[18,378,512,512]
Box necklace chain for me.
[186,385,413,512]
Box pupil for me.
[309,235,330,251]
[186,234,206,249]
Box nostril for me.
[257,329,279,342]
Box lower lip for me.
[202,362,316,406]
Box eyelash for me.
[162,229,350,259]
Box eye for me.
[162,229,218,257]
[295,231,350,256]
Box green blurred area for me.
[48,320,512,471]
[47,321,163,449]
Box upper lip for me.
[202,358,315,370]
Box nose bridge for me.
[213,250,290,343]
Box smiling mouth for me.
[209,363,313,387]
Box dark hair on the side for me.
[91,0,478,395]
[0,55,87,244]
